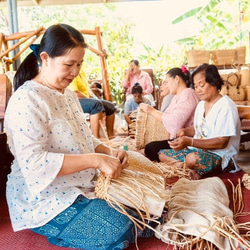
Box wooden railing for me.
[0,26,112,101]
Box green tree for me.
[172,0,250,57]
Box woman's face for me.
[164,74,178,94]
[160,79,170,97]
[42,46,85,91]
[129,62,140,74]
[133,92,143,104]
[193,71,218,101]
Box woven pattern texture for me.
[135,109,169,149]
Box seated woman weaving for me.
[159,64,241,180]
[4,24,157,250]
[140,66,200,162]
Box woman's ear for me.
[175,75,180,83]
[40,52,49,65]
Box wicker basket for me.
[246,86,250,101]
[240,66,250,87]
[235,46,246,65]
[95,150,166,219]
[214,49,236,66]
[135,109,170,149]
[187,50,211,68]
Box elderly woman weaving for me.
[159,64,241,180]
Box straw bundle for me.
[128,110,138,138]
[156,160,189,179]
[95,150,166,229]
[242,173,250,190]
[135,109,170,149]
[155,177,250,250]
[126,150,164,175]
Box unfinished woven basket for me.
[95,150,166,228]
[135,109,170,149]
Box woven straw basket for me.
[214,47,246,66]
[235,46,246,65]
[135,109,170,149]
[246,86,250,101]
[240,66,250,87]
[214,49,236,66]
[187,50,211,68]
[220,72,245,101]
[95,151,166,222]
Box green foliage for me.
[1,0,249,105]
[172,0,250,56]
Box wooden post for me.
[95,27,112,102]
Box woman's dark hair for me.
[14,23,87,91]
[130,59,139,66]
[132,83,143,94]
[167,67,192,88]
[191,63,224,90]
[93,81,102,89]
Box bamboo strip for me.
[0,26,44,58]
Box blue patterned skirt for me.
[32,195,156,250]
[160,148,222,175]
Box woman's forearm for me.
[58,153,99,176]
[191,136,230,150]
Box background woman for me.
[121,59,154,105]
[124,83,152,125]
[140,67,200,162]
[159,64,241,180]
[159,79,174,112]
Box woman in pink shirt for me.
[122,59,154,104]
[140,66,200,161]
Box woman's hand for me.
[96,149,128,179]
[95,154,122,179]
[176,127,195,138]
[168,136,190,151]
[176,128,186,138]
[139,103,154,114]
[110,149,129,170]
[128,66,135,75]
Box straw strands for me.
[135,109,169,149]
[94,146,250,249]
[242,173,250,190]
[156,160,189,179]
[95,151,167,229]
[155,177,250,250]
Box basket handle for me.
[226,72,240,88]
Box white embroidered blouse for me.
[4,81,102,232]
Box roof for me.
[0,0,153,7]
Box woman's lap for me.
[32,196,135,250]
[160,148,222,175]
[101,100,116,116]
[144,140,170,162]
[79,98,104,115]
